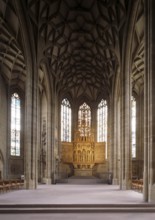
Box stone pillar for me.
[135,93,144,179]
[120,1,139,190]
[45,98,52,184]
[24,67,38,189]
[91,103,97,142]
[112,76,120,185]
[14,0,38,189]
[45,69,52,185]
[51,91,59,184]
[143,0,149,202]
[144,0,155,202]
[120,65,132,190]
[107,97,113,172]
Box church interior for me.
[1,0,155,209]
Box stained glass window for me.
[61,98,71,142]
[97,99,107,142]
[78,103,91,137]
[11,93,21,156]
[131,96,136,158]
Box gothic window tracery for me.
[61,98,71,142]
[131,96,136,158]
[78,103,91,137]
[97,99,107,142]
[10,93,21,156]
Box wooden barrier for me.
[0,179,24,193]
[132,179,143,192]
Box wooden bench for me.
[0,180,10,193]
[0,181,5,193]
[15,179,24,189]
[0,179,24,193]
[132,179,143,192]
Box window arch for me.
[131,96,136,158]
[61,98,71,142]
[97,99,107,142]
[78,102,91,137]
[11,93,21,156]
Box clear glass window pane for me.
[97,99,107,142]
[131,96,136,158]
[11,93,21,156]
[61,98,71,142]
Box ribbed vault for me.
[26,0,128,100]
[0,0,26,89]
[131,0,144,94]
[0,0,144,100]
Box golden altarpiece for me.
[61,103,106,176]
[61,130,106,176]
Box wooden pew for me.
[15,179,24,189]
[132,178,143,192]
[0,181,4,193]
[0,179,24,193]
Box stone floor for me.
[0,184,143,204]
[0,183,155,220]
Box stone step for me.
[67,176,102,184]
[0,204,155,214]
[56,175,112,184]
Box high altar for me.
[61,129,105,176]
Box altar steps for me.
[67,176,102,184]
[57,175,110,184]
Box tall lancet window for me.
[97,99,107,142]
[11,93,21,156]
[131,96,136,158]
[61,98,71,142]
[78,103,91,137]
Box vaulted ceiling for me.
[27,0,125,100]
[0,0,26,89]
[0,0,144,101]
